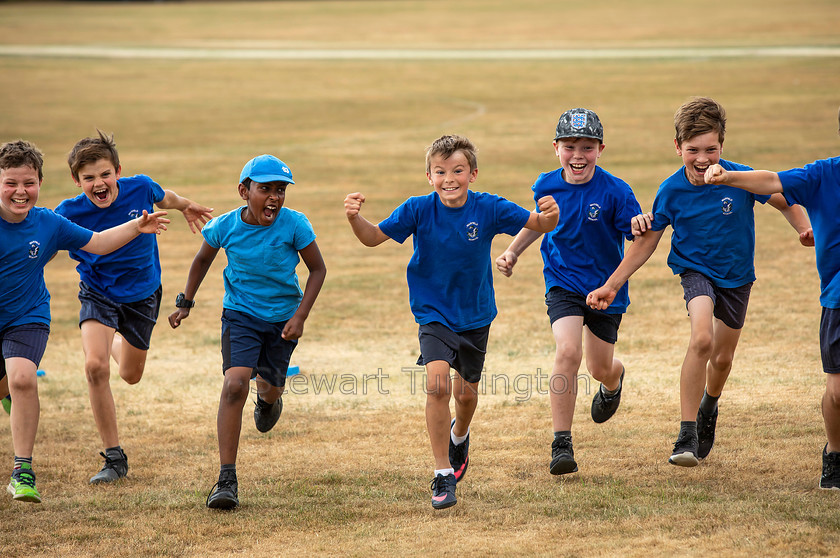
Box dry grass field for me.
[1,1,840,556]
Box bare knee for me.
[222,375,250,405]
[8,373,36,395]
[119,363,145,385]
[453,385,477,407]
[687,332,714,361]
[826,382,840,409]
[85,358,111,386]
[554,342,582,370]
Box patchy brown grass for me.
[1,1,840,556]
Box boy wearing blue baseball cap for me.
[56,130,214,485]
[169,154,326,510]
[496,108,643,476]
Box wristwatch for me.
[175,292,195,308]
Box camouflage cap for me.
[554,108,603,142]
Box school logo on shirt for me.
[721,197,734,215]
[128,209,141,219]
[587,203,602,222]
[466,221,479,241]
[28,240,40,259]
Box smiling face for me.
[239,180,287,226]
[426,151,477,208]
[675,131,722,186]
[74,158,121,208]
[553,137,604,184]
[0,164,41,223]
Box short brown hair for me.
[67,130,120,181]
[0,140,44,181]
[674,97,726,146]
[425,135,478,175]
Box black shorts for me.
[545,286,622,344]
[679,271,752,330]
[820,307,840,374]
[221,308,298,388]
[416,322,490,384]
[78,281,162,351]
[1,323,50,379]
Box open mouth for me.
[263,204,277,219]
[693,163,710,175]
[11,197,29,206]
[93,188,109,202]
[570,163,587,172]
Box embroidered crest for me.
[587,203,602,222]
[466,221,479,241]
[721,197,733,215]
[571,112,588,129]
[28,240,40,259]
[128,209,141,219]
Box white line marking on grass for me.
[1,45,839,61]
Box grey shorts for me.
[78,281,162,351]
[1,323,50,379]
[679,270,752,330]
[416,322,490,384]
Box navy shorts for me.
[221,308,297,388]
[78,281,162,351]
[546,286,622,344]
[679,271,752,330]
[416,322,490,384]
[1,323,50,379]
[820,307,840,374]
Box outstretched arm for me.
[282,240,327,340]
[81,210,169,255]
[586,229,665,310]
[168,240,219,328]
[522,195,560,233]
[345,192,390,247]
[495,227,543,278]
[767,193,814,246]
[157,190,214,234]
[704,165,783,195]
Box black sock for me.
[554,430,572,440]
[680,420,697,437]
[699,391,719,415]
[220,464,236,476]
[105,446,124,461]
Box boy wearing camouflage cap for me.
[587,97,811,467]
[496,108,643,475]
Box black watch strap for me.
[175,292,195,308]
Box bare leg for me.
[549,317,584,432]
[217,367,252,465]
[425,360,453,470]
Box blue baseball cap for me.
[239,154,295,184]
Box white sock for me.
[451,426,469,446]
[435,468,455,477]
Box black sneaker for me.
[448,418,470,483]
[430,473,457,509]
[549,434,578,475]
[591,369,625,424]
[668,429,699,467]
[696,405,718,459]
[254,395,282,433]
[820,444,840,490]
[89,449,128,484]
[206,470,239,509]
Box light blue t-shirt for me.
[534,166,642,314]
[201,206,316,323]
[651,159,770,288]
[55,174,166,303]
[378,190,530,331]
[779,157,840,309]
[0,207,93,331]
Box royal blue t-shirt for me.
[55,174,166,303]
[650,160,770,288]
[779,157,840,309]
[0,207,93,331]
[202,206,316,323]
[378,190,530,331]
[534,166,642,314]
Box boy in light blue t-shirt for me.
[56,130,214,485]
[497,108,643,477]
[704,106,840,489]
[1,139,168,504]
[169,154,326,510]
[588,97,811,467]
[345,135,559,510]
